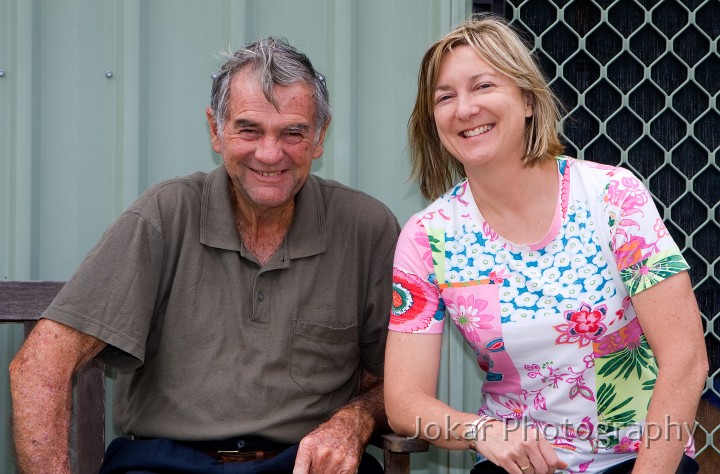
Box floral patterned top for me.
[390,157,692,473]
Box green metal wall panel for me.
[36,1,119,278]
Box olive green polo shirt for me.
[44,165,400,443]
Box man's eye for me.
[282,131,305,144]
[239,129,262,139]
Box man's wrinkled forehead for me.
[230,66,315,112]
[225,70,316,128]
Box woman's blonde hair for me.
[408,14,564,201]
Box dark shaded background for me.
[476,0,719,463]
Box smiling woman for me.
[384,14,708,474]
[431,47,532,175]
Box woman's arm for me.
[385,331,472,447]
[385,331,564,474]
[631,271,708,473]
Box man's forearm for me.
[9,320,106,474]
[10,350,73,473]
[293,370,389,473]
[330,371,388,444]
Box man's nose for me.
[255,135,283,163]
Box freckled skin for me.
[10,320,105,473]
[207,70,325,218]
[294,371,387,474]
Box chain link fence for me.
[486,0,719,466]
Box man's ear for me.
[312,119,331,160]
[206,107,222,153]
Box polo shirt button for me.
[257,292,264,301]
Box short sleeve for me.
[606,170,689,296]
[42,209,166,369]
[390,217,446,334]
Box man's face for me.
[207,70,328,214]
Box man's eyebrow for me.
[285,123,310,133]
[233,118,259,128]
[233,119,258,128]
[231,119,310,132]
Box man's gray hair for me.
[209,37,331,140]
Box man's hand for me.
[293,409,367,474]
[293,370,386,474]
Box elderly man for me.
[10,37,399,473]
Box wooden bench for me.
[1,280,428,474]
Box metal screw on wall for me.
[105,70,113,78]
[0,69,6,77]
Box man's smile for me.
[254,169,283,177]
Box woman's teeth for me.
[463,124,494,137]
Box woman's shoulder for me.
[560,156,640,192]
[421,180,472,215]
[561,156,634,178]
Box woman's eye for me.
[435,94,452,104]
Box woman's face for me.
[432,45,533,171]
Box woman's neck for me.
[466,158,560,245]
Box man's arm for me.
[293,369,387,474]
[9,319,106,474]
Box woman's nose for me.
[456,95,480,121]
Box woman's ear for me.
[524,93,534,118]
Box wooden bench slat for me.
[2,280,106,474]
[0,281,65,322]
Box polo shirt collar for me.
[287,174,326,259]
[200,166,326,259]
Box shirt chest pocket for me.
[291,320,359,395]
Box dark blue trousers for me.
[99,437,383,474]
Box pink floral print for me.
[554,302,609,347]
